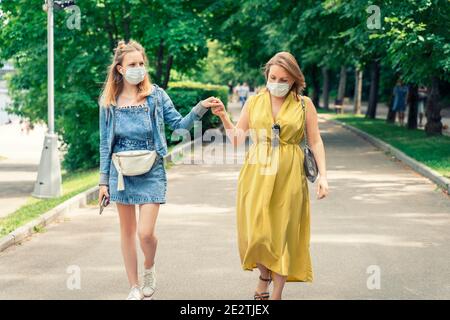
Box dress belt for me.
[254,139,299,146]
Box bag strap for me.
[112,105,116,150]
[300,95,309,148]
[145,95,155,148]
[111,154,125,191]
[108,94,118,147]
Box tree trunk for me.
[162,55,174,89]
[322,67,330,110]
[386,92,396,123]
[366,59,380,119]
[311,65,320,108]
[335,66,347,105]
[424,77,443,135]
[353,67,363,114]
[122,2,131,42]
[110,10,119,40]
[104,8,117,52]
[105,24,116,52]
[104,7,119,52]
[407,84,418,129]
[155,39,164,85]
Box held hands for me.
[201,96,222,109]
[201,97,226,118]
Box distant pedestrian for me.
[227,81,234,102]
[392,79,408,126]
[237,82,250,108]
[20,119,32,135]
[227,81,233,95]
[418,85,427,127]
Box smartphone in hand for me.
[99,195,110,215]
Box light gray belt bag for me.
[111,99,158,191]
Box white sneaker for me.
[126,285,144,300]
[142,264,156,297]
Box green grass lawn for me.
[0,169,99,237]
[328,113,450,178]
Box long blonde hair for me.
[99,40,152,107]
[263,51,306,101]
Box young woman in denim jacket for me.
[98,40,219,300]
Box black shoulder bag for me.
[300,96,319,183]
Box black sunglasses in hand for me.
[272,123,281,147]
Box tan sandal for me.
[254,273,272,300]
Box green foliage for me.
[188,40,240,85]
[370,0,450,84]
[0,0,215,171]
[213,0,449,86]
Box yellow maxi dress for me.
[236,89,313,282]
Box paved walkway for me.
[0,102,449,299]
[0,120,48,218]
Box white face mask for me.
[123,66,146,85]
[266,81,292,97]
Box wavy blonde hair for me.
[99,40,152,107]
[263,51,306,101]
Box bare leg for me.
[138,203,160,269]
[255,263,271,296]
[116,203,138,287]
[270,271,287,300]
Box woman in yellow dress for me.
[212,52,329,300]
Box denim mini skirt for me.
[108,101,167,204]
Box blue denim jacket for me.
[99,84,208,185]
